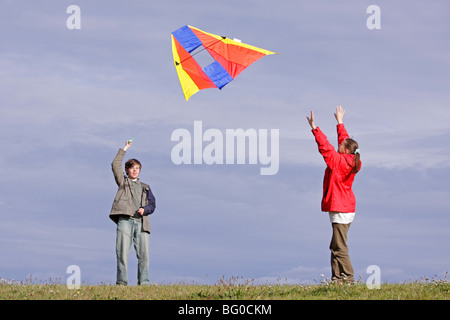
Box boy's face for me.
[126,164,141,180]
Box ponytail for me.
[353,150,360,174]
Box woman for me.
[307,106,361,283]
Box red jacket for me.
[312,124,361,213]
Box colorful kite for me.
[171,25,277,101]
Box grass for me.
[0,274,448,300]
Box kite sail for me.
[171,25,277,101]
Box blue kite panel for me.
[172,25,202,53]
[203,61,233,89]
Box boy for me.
[109,139,156,285]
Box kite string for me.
[147,85,177,119]
[125,81,178,148]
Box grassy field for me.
[0,275,448,300]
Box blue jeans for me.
[116,216,150,285]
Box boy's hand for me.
[334,105,345,124]
[137,208,145,216]
[123,139,133,151]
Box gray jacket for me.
[109,148,156,232]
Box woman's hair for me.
[343,138,360,173]
[125,158,142,171]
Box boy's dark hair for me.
[125,159,142,171]
[343,138,360,173]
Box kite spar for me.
[171,25,278,101]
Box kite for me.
[171,25,277,101]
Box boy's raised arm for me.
[112,140,132,186]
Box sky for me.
[1,0,449,286]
